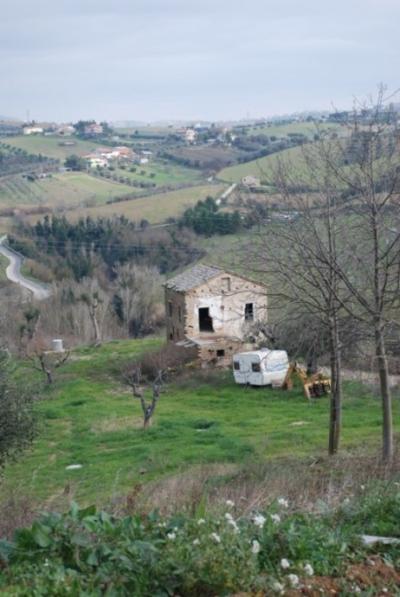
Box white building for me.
[242,175,261,188]
[23,126,44,135]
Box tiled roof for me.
[164,264,223,292]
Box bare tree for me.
[318,90,400,461]
[247,88,400,460]
[113,263,163,337]
[246,157,347,454]
[26,338,69,385]
[123,366,164,429]
[77,278,110,347]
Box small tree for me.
[27,338,69,385]
[0,351,36,470]
[124,366,164,429]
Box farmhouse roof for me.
[164,264,223,292]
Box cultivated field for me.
[73,183,226,223]
[2,338,398,508]
[0,172,134,209]
[102,159,202,188]
[4,135,105,160]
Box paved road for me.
[0,236,51,300]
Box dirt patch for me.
[284,557,400,595]
[346,556,400,592]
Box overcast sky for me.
[1,0,399,123]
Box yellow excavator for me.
[281,362,331,400]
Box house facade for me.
[164,264,267,366]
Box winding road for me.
[0,236,51,300]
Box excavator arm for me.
[282,362,331,400]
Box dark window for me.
[169,332,173,340]
[233,361,240,370]
[245,303,254,321]
[168,302,173,316]
[217,349,225,357]
[199,307,214,332]
[251,362,260,372]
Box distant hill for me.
[0,115,21,122]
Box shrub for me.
[3,489,400,595]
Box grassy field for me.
[73,183,226,223]
[246,121,340,138]
[2,338,398,509]
[218,145,306,183]
[114,126,173,137]
[0,172,134,208]
[104,159,202,188]
[4,135,105,161]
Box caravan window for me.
[233,361,240,370]
[251,362,261,372]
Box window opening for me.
[217,349,225,357]
[251,362,261,372]
[245,303,254,321]
[199,307,214,332]
[233,361,240,370]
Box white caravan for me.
[233,349,289,386]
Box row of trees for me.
[9,215,203,280]
[249,90,400,461]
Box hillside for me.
[71,183,226,223]
[245,120,340,138]
[4,135,103,160]
[218,144,306,183]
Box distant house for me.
[84,123,103,136]
[23,126,44,135]
[241,175,261,188]
[164,264,267,366]
[177,127,197,144]
[94,146,136,161]
[57,125,76,136]
[84,154,108,168]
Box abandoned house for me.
[164,264,267,366]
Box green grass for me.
[246,121,340,138]
[74,183,226,223]
[107,159,202,188]
[2,338,399,508]
[218,145,306,183]
[4,135,105,161]
[0,172,134,208]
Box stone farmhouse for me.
[164,264,267,366]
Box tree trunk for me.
[328,314,342,455]
[89,308,101,347]
[375,324,393,462]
